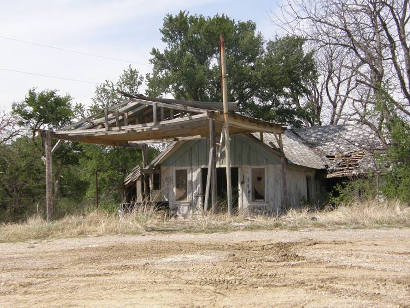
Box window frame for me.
[251,167,266,203]
[174,168,189,202]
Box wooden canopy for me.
[51,94,285,146]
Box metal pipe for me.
[220,34,232,215]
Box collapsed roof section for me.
[293,125,386,178]
[52,93,285,146]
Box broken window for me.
[153,172,161,190]
[175,169,188,201]
[252,168,265,202]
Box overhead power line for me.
[0,68,97,84]
[0,34,151,67]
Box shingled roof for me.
[293,125,385,178]
[124,124,385,184]
[253,131,326,170]
[124,165,141,187]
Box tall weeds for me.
[0,199,408,242]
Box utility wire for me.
[0,34,151,67]
[0,68,97,84]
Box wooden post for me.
[210,119,217,213]
[220,34,232,215]
[104,108,110,131]
[160,107,164,121]
[278,133,288,211]
[260,132,264,143]
[142,144,148,200]
[204,146,213,212]
[95,169,99,209]
[153,102,158,125]
[115,110,121,130]
[45,131,53,222]
[204,119,217,213]
[123,112,128,126]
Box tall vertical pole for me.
[95,169,99,209]
[220,34,232,216]
[45,131,53,222]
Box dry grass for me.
[0,199,408,242]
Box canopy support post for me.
[44,131,53,222]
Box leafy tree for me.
[0,137,45,221]
[0,111,21,145]
[79,145,157,203]
[380,118,410,203]
[148,11,318,126]
[90,65,144,114]
[12,89,73,140]
[250,35,318,126]
[147,11,263,105]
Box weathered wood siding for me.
[159,135,322,216]
[162,135,281,167]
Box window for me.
[252,168,265,202]
[175,169,188,201]
[153,172,161,190]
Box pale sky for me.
[0,0,282,111]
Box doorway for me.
[201,167,238,213]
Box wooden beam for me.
[55,113,209,137]
[51,139,62,154]
[84,104,149,130]
[115,111,121,130]
[104,109,110,131]
[142,144,148,200]
[203,119,217,213]
[123,112,128,126]
[204,144,213,213]
[95,169,99,209]
[44,131,53,222]
[125,97,207,114]
[210,119,217,213]
[127,135,203,145]
[160,107,164,121]
[153,102,158,125]
[119,91,238,112]
[211,113,284,134]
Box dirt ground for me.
[0,228,409,307]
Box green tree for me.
[381,117,410,203]
[90,65,144,114]
[148,12,317,126]
[12,89,73,140]
[147,11,263,104]
[79,145,157,204]
[0,137,45,221]
[251,36,318,126]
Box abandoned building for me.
[123,122,385,217]
[48,93,384,218]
